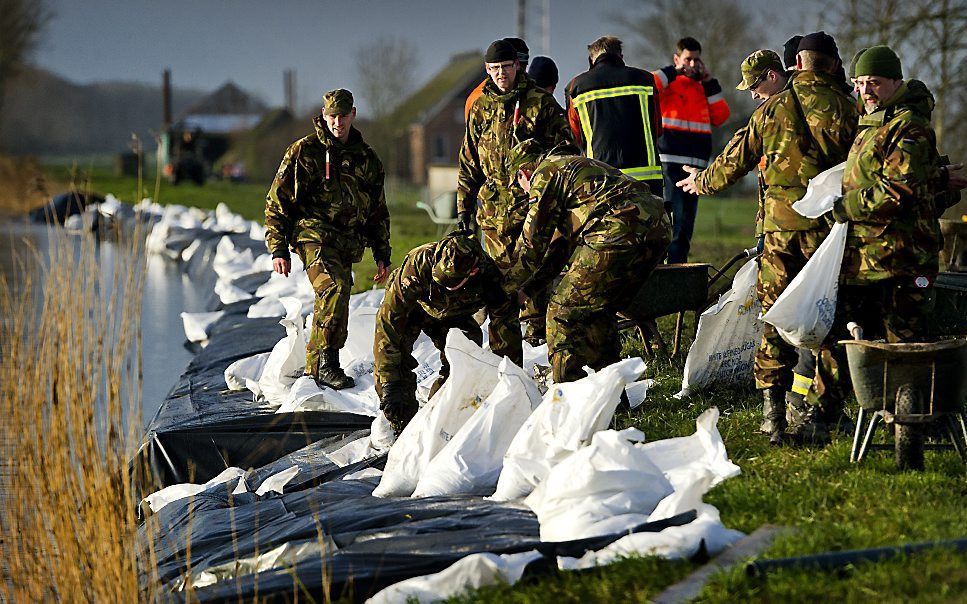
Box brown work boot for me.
[314,348,355,390]
[786,398,830,445]
[760,388,787,445]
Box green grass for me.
[58,165,967,602]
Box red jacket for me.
[652,65,730,167]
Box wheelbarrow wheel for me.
[895,385,924,471]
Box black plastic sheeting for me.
[143,467,696,602]
[133,234,370,495]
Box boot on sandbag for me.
[315,348,355,390]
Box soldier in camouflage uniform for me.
[457,39,574,344]
[824,46,965,394]
[507,139,671,383]
[373,232,523,432]
[264,89,391,390]
[677,33,858,444]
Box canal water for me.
[0,218,212,426]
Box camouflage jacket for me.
[834,80,960,284]
[264,117,391,264]
[374,239,523,383]
[457,73,573,235]
[512,154,670,296]
[695,70,858,232]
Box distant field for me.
[45,163,967,602]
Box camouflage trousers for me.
[755,229,827,391]
[481,224,551,342]
[373,305,482,424]
[815,280,936,406]
[298,244,353,376]
[547,226,669,383]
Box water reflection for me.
[0,218,212,426]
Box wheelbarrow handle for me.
[847,321,863,341]
[708,247,761,287]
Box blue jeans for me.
[662,162,699,263]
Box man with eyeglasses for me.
[676,34,859,445]
[457,39,574,346]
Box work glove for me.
[379,382,412,434]
[756,235,764,255]
[456,210,476,232]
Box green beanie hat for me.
[852,45,902,80]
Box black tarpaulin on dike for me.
[133,261,371,495]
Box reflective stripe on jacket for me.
[652,65,730,167]
[565,54,663,182]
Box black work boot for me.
[315,348,355,390]
[786,397,830,445]
[760,388,787,445]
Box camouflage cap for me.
[507,138,545,174]
[736,50,784,90]
[431,233,481,290]
[322,89,354,116]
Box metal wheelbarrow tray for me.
[842,337,967,469]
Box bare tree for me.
[355,37,420,121]
[0,0,52,128]
[353,37,420,181]
[829,0,967,153]
[615,0,763,153]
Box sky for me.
[35,0,810,114]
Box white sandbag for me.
[761,222,847,349]
[626,378,654,410]
[349,287,386,310]
[208,202,249,233]
[676,259,763,397]
[214,279,254,305]
[793,162,845,218]
[366,550,542,604]
[181,310,225,343]
[182,541,329,591]
[342,467,383,481]
[142,466,246,513]
[327,412,397,467]
[557,507,744,570]
[412,357,542,497]
[524,428,674,541]
[254,465,299,496]
[275,374,379,415]
[643,407,742,521]
[224,351,270,393]
[340,306,379,368]
[373,330,504,498]
[256,297,307,405]
[492,357,646,502]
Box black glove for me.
[756,235,764,255]
[456,210,476,232]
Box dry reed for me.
[0,193,150,599]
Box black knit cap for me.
[783,35,803,69]
[485,39,517,63]
[528,56,558,89]
[797,31,839,58]
[503,37,530,65]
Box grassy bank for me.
[47,165,967,602]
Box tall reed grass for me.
[0,192,149,599]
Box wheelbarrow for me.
[843,334,967,470]
[620,246,760,357]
